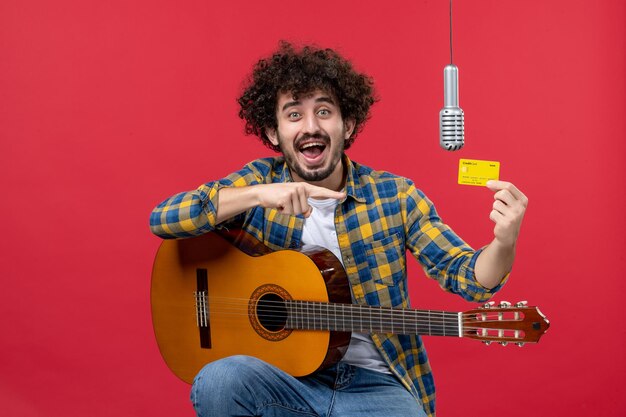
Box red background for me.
[2,0,625,416]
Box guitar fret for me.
[350,302,354,329]
[313,303,322,330]
[306,301,311,330]
[414,310,428,335]
[337,304,342,331]
[402,309,406,335]
[336,306,342,332]
[314,302,319,331]
[316,302,321,330]
[296,300,301,329]
[441,312,446,336]
[315,303,319,330]
[430,310,443,336]
[295,300,300,329]
[324,303,329,330]
[289,301,461,339]
[359,305,364,333]
[372,307,380,333]
[296,300,300,329]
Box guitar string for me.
[198,304,505,326]
[193,298,525,334]
[197,309,462,329]
[196,296,520,322]
[205,315,462,330]
[199,316,511,333]
[197,305,521,333]
[198,302,520,325]
[201,309,518,326]
[197,294,513,316]
[200,293,522,314]
[195,311,522,337]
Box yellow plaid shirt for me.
[150,155,507,417]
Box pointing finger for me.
[306,184,347,200]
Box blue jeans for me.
[190,355,428,417]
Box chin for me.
[294,163,334,182]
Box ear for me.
[265,127,279,146]
[344,118,356,139]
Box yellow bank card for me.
[458,159,500,186]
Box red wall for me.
[2,0,624,415]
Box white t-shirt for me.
[301,197,391,374]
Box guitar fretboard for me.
[285,300,461,337]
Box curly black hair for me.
[237,42,377,152]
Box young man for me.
[150,43,527,417]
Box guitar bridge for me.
[195,268,211,348]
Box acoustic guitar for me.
[151,231,549,383]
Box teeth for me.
[300,142,325,150]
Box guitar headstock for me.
[462,301,550,346]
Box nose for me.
[302,112,321,135]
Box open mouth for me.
[298,141,327,162]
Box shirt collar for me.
[278,157,294,183]
[342,154,366,203]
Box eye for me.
[288,111,301,120]
[317,109,330,117]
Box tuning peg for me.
[516,342,525,347]
[515,301,528,307]
[483,301,495,309]
[499,341,509,346]
[499,301,511,308]
[482,340,492,346]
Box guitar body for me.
[151,231,351,384]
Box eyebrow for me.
[281,96,336,112]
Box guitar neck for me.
[285,300,461,337]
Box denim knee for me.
[190,355,265,416]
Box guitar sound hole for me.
[257,293,287,332]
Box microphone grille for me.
[439,108,465,151]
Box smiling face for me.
[266,90,355,191]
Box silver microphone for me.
[439,64,464,151]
